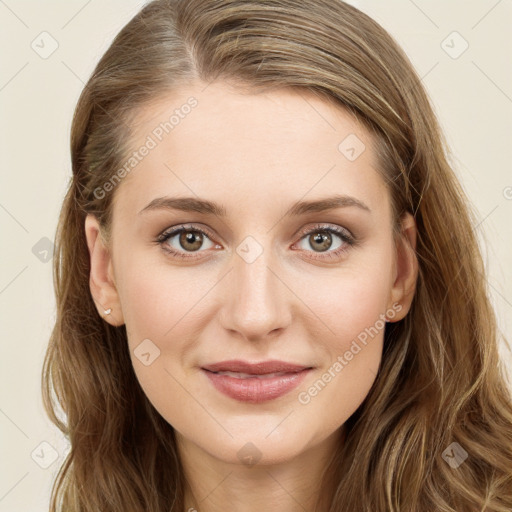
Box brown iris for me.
[179,230,204,251]
[309,231,332,252]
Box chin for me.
[193,419,317,467]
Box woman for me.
[42,0,512,510]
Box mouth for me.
[201,360,313,403]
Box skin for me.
[85,80,418,512]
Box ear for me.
[84,214,124,326]
[387,211,418,322]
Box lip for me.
[202,359,311,375]
[201,359,313,403]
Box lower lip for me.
[202,369,311,403]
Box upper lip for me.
[202,359,312,375]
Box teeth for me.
[215,371,289,379]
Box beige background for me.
[1,1,511,510]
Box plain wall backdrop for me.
[1,1,511,510]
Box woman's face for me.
[86,80,417,467]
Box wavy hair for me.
[42,0,512,510]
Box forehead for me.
[111,80,389,221]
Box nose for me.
[218,242,293,343]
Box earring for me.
[104,308,112,315]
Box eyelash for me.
[155,223,357,261]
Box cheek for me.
[300,246,395,347]
[292,248,394,429]
[115,251,208,342]
[115,255,206,424]
[116,255,220,406]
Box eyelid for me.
[156,223,216,244]
[293,223,354,243]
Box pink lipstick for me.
[201,360,312,403]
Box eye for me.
[156,224,219,260]
[156,223,356,261]
[292,223,356,260]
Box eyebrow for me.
[138,194,371,217]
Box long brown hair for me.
[42,0,512,510]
